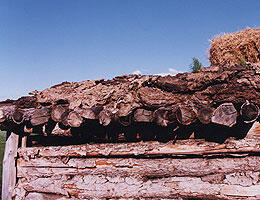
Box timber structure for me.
[1,28,260,199]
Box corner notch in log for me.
[211,103,237,127]
[240,101,259,123]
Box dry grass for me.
[209,28,260,66]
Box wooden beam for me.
[2,132,19,200]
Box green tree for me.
[190,57,203,73]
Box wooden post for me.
[2,132,19,200]
[21,136,27,148]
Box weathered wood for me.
[13,123,260,199]
[67,111,83,127]
[12,109,24,124]
[197,107,214,124]
[18,122,260,158]
[0,105,15,122]
[15,156,260,199]
[98,109,116,126]
[240,101,259,123]
[78,107,99,120]
[2,132,19,200]
[134,108,153,122]
[211,103,237,127]
[28,63,260,121]
[0,108,5,122]
[51,123,72,136]
[176,105,196,125]
[30,108,50,126]
[51,105,67,122]
[153,107,176,127]
[21,136,27,148]
[60,110,70,127]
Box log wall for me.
[12,123,260,200]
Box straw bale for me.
[209,28,260,66]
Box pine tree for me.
[190,57,202,73]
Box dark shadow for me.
[194,117,253,143]
[25,116,254,146]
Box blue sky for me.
[0,0,260,100]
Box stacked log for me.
[0,63,260,141]
[13,122,260,199]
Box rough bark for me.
[1,63,260,138]
[134,108,153,123]
[30,108,50,126]
[29,63,260,116]
[51,105,68,123]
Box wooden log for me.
[0,105,16,122]
[197,107,214,124]
[153,107,176,127]
[0,108,5,122]
[18,192,70,200]
[78,108,98,120]
[2,132,19,200]
[14,62,260,124]
[98,109,114,126]
[60,110,70,127]
[51,123,72,137]
[17,122,260,158]
[240,101,259,123]
[21,136,27,148]
[51,105,67,122]
[175,105,196,125]
[30,108,50,126]
[14,159,260,200]
[11,109,24,124]
[67,111,83,127]
[14,123,260,199]
[211,103,238,127]
[133,108,153,122]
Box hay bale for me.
[209,28,260,66]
